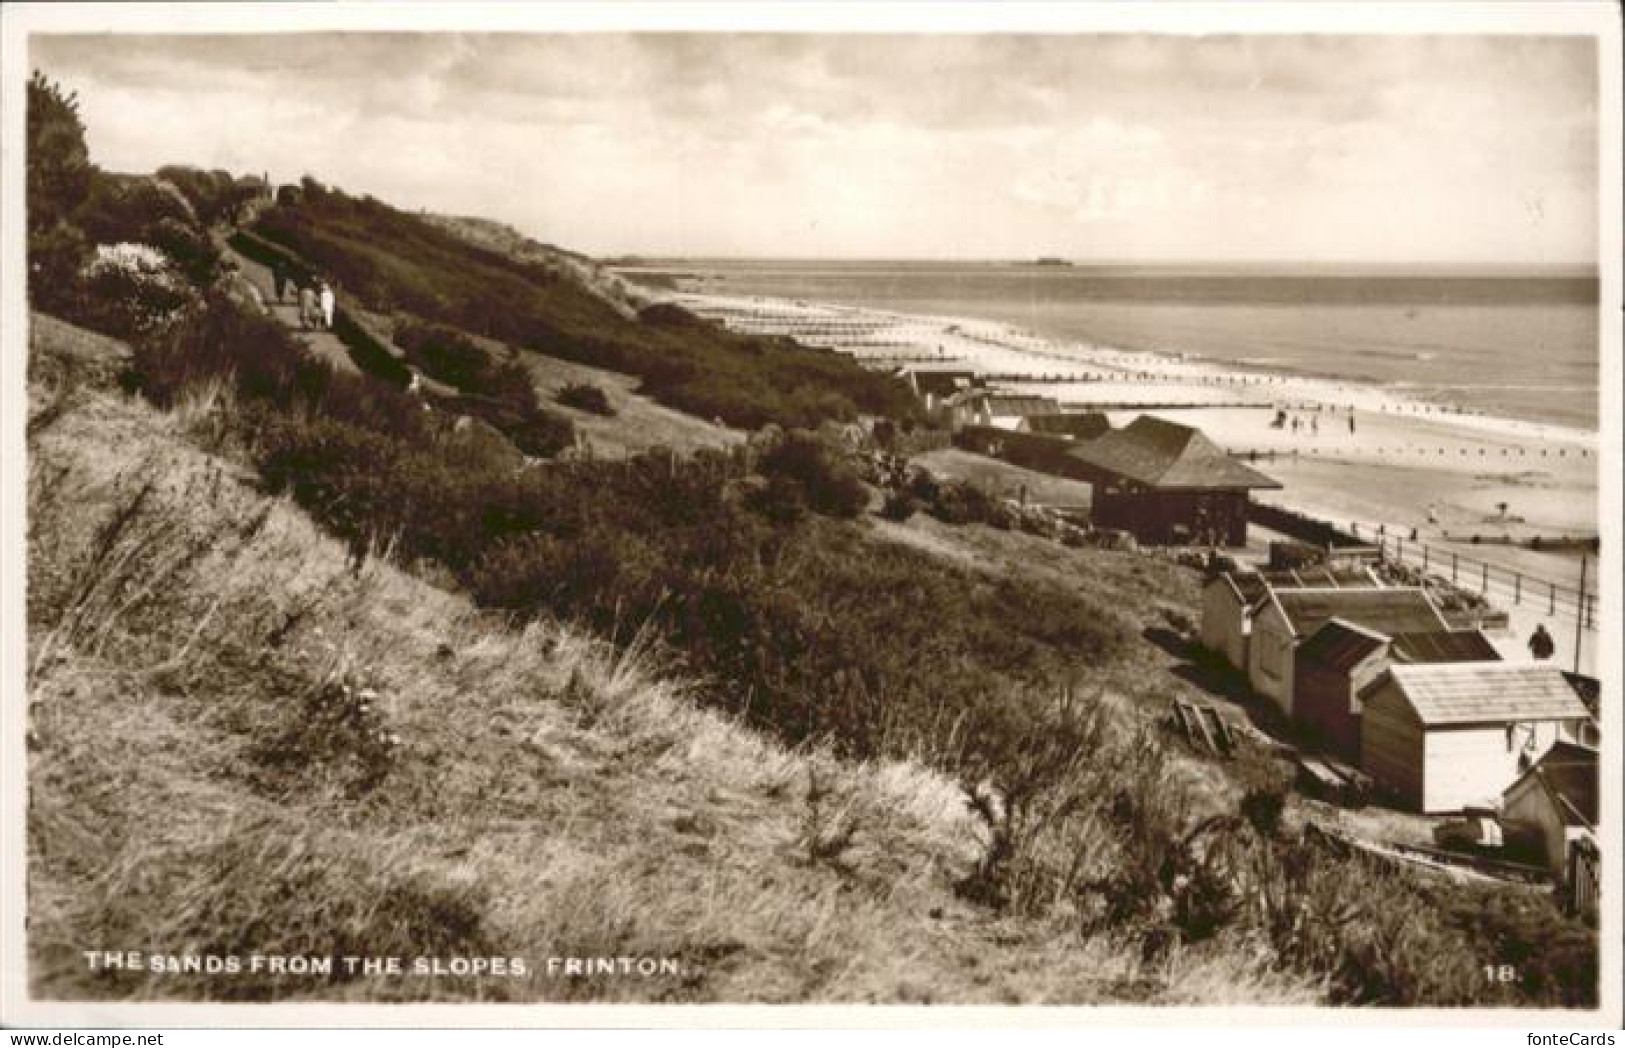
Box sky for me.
[30,31,1600,263]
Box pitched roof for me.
[1208,568,1381,612]
[1272,587,1448,639]
[910,370,978,398]
[1260,566,1380,588]
[1507,741,1598,826]
[1022,412,1112,439]
[1390,629,1503,664]
[1384,662,1594,726]
[979,394,1060,417]
[1065,415,1282,490]
[1297,618,1390,672]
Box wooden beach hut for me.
[903,368,982,417]
[1500,740,1597,875]
[1247,586,1449,717]
[1200,572,1271,671]
[1294,621,1502,762]
[1062,416,1281,548]
[1019,412,1112,441]
[963,393,1062,430]
[1200,567,1386,675]
[1360,662,1593,814]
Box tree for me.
[27,71,92,234]
[27,72,94,310]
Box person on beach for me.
[1348,414,1356,435]
[319,281,336,330]
[1311,416,1319,436]
[1527,624,1555,661]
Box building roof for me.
[1260,566,1380,588]
[1390,629,1503,665]
[1022,412,1112,440]
[1506,741,1598,827]
[1297,618,1389,672]
[1272,587,1448,639]
[910,370,978,398]
[1383,662,1594,727]
[1065,415,1282,490]
[979,394,1061,417]
[1207,567,1380,612]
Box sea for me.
[624,261,1601,431]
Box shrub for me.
[755,431,868,519]
[145,216,220,284]
[332,308,412,387]
[394,318,491,391]
[26,71,93,237]
[75,171,197,247]
[77,243,200,342]
[879,489,917,522]
[928,479,1013,529]
[556,382,614,416]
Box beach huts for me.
[1019,412,1112,441]
[1294,620,1502,762]
[902,368,982,418]
[1360,663,1593,813]
[958,392,1062,430]
[1500,740,1598,875]
[1063,417,1281,547]
[1200,572,1272,671]
[1247,586,1449,717]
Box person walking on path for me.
[1348,414,1356,435]
[1527,623,1555,661]
[319,281,336,330]
[271,261,289,303]
[298,282,318,331]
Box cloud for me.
[28,32,1599,262]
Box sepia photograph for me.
[1,0,1619,1031]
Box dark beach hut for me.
[1062,415,1280,547]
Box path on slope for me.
[221,238,361,375]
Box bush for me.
[26,72,93,237]
[556,382,614,416]
[76,243,200,342]
[394,317,540,412]
[394,319,491,391]
[928,480,1013,529]
[145,216,220,285]
[879,489,917,522]
[756,432,868,519]
[332,308,412,387]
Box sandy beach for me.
[675,289,1601,673]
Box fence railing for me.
[1367,532,1597,632]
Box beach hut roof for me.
[910,370,979,398]
[1383,663,1593,727]
[1390,629,1503,664]
[1208,567,1378,612]
[1297,618,1390,672]
[1066,415,1282,490]
[1259,566,1380,588]
[1023,412,1113,440]
[980,394,1061,417]
[1271,586,1448,639]
[1505,741,1598,827]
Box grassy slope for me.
[911,448,1096,510]
[26,315,1319,1005]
